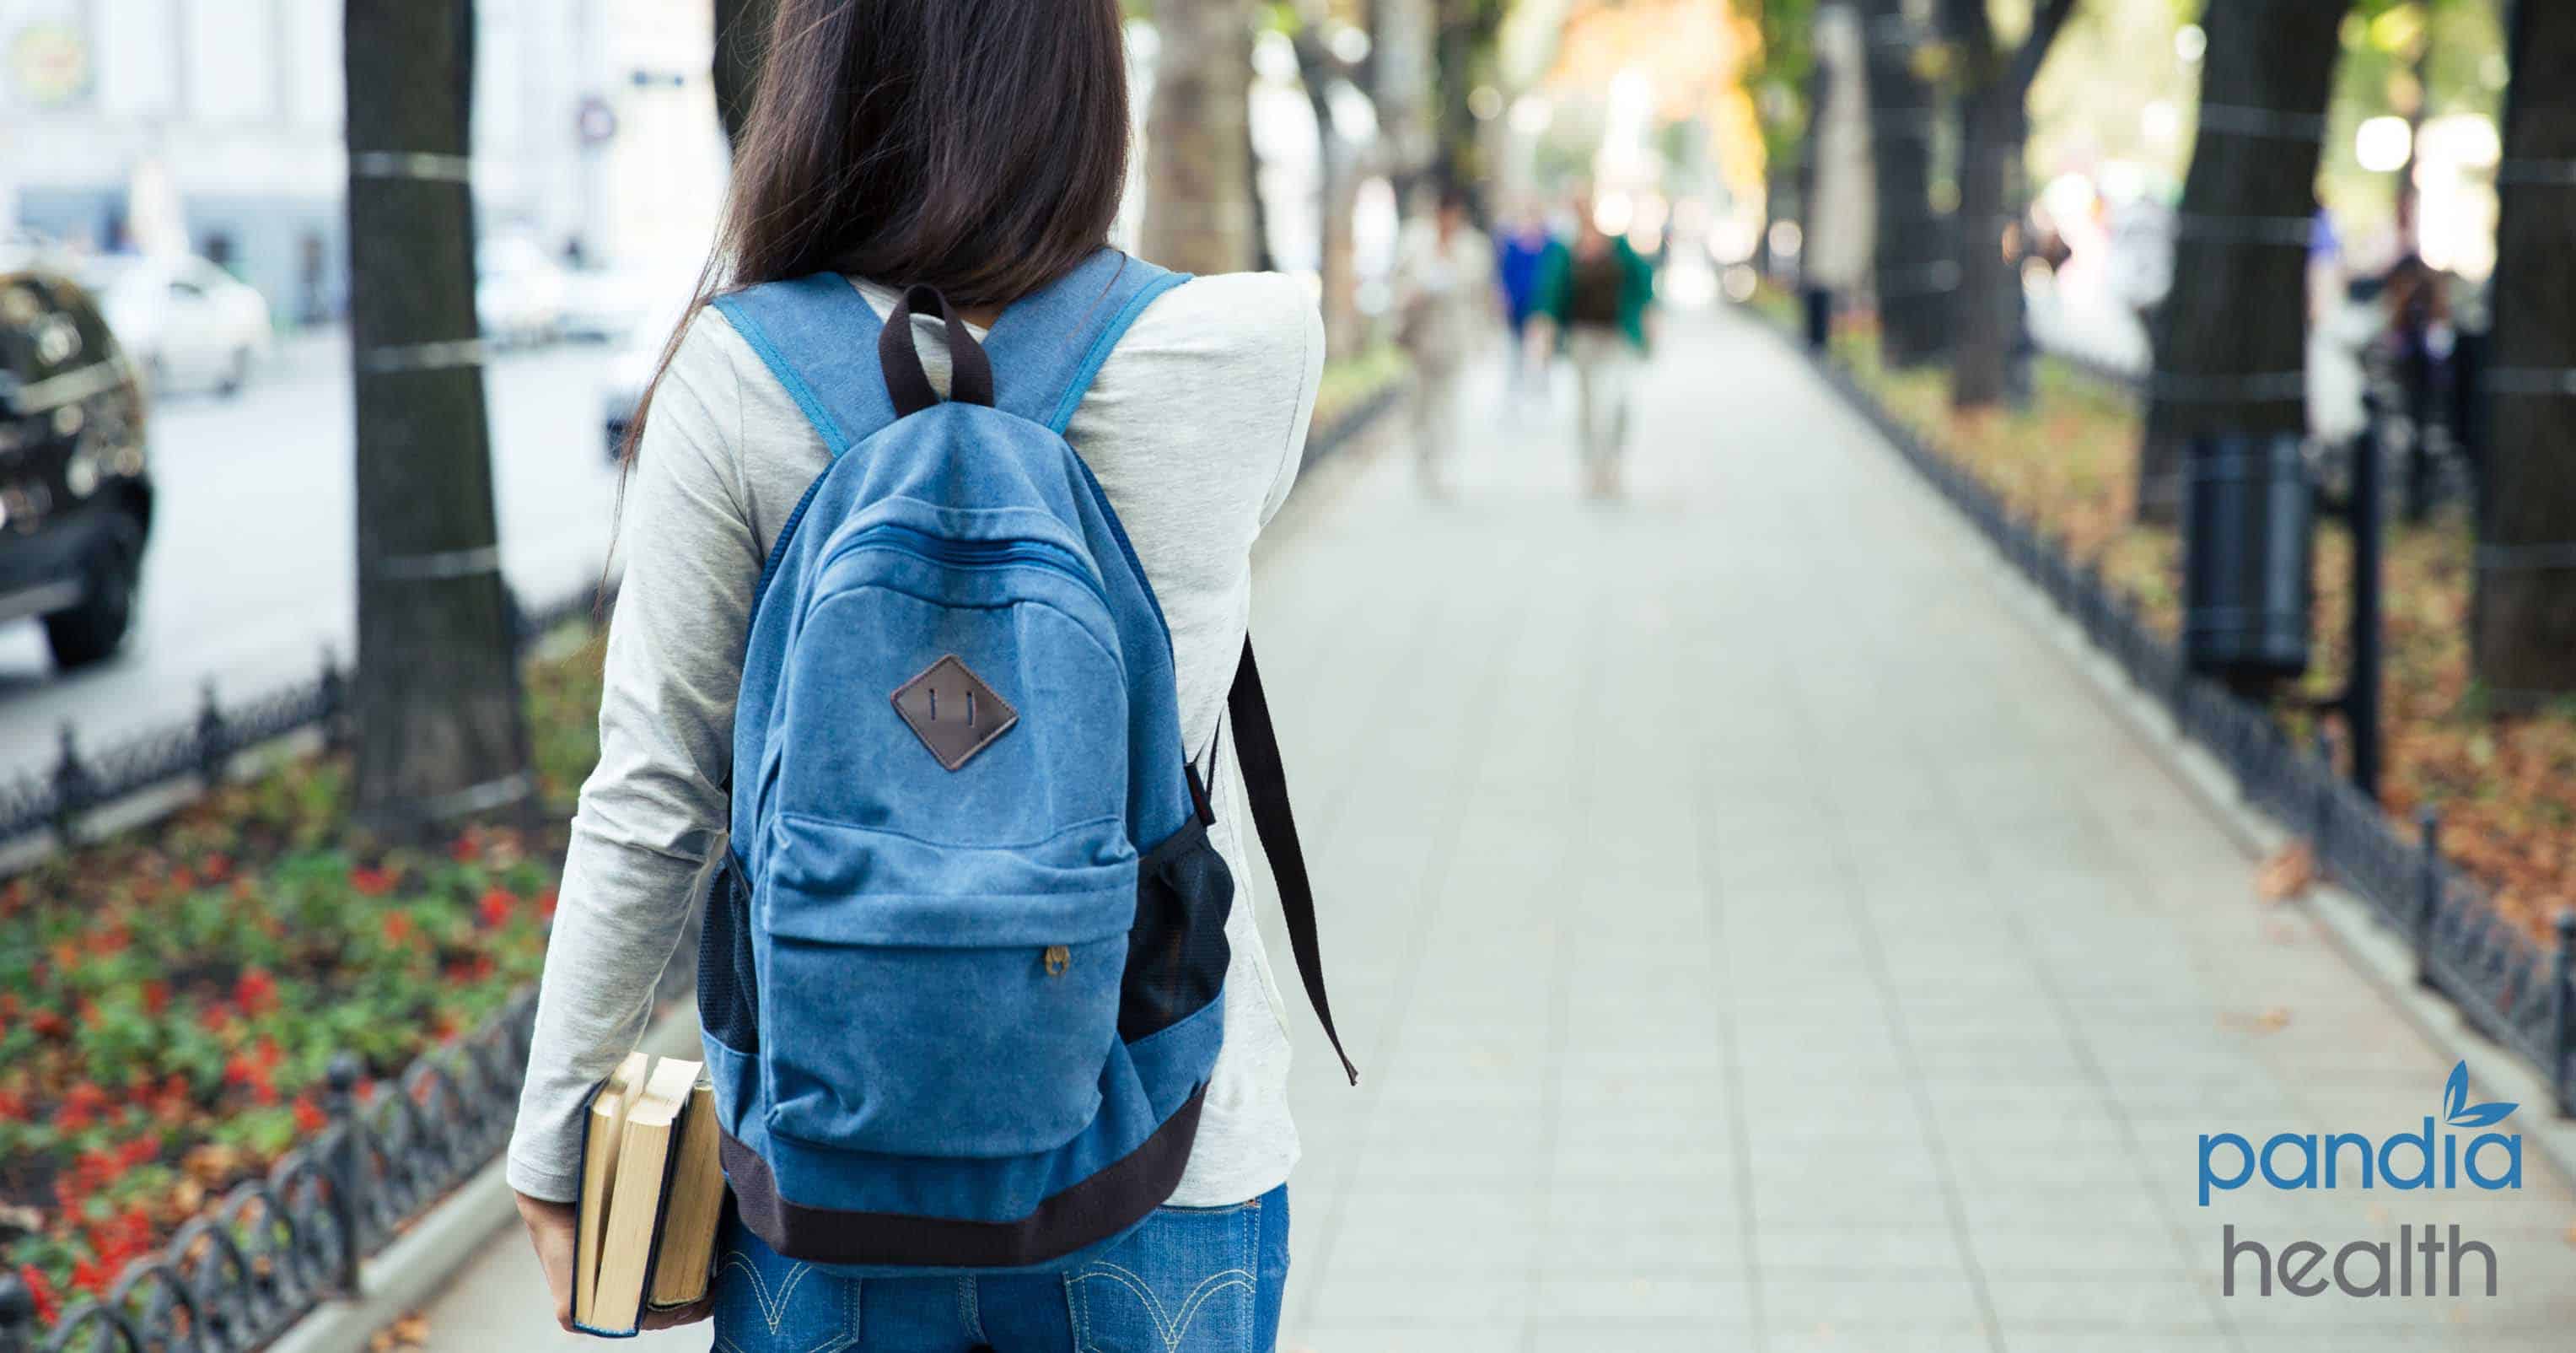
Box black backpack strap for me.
[1226,636,1358,1085]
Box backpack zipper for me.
[843,522,1104,598]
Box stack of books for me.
[572,1053,727,1337]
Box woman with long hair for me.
[504,3,1325,1348]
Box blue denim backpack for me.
[695,251,1353,1275]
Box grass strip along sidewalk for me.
[0,354,1407,1329]
[1750,290,2573,951]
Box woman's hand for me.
[515,1191,714,1334]
[515,1192,582,1334]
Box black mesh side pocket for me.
[1119,818,1234,1043]
[698,856,760,1054]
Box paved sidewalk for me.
[414,308,2573,1350]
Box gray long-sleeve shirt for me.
[506,271,1326,1208]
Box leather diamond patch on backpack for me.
[891,655,1019,771]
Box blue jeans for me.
[710,1187,1289,1352]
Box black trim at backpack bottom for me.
[719,1086,1207,1269]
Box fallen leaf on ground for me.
[2256,845,2315,902]
[368,1311,429,1352]
[2218,1006,2294,1033]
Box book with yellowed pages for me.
[571,1055,727,1337]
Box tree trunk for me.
[1370,0,1438,210]
[712,0,772,150]
[345,0,530,827]
[1244,99,1276,274]
[2138,0,2345,524]
[2471,0,2576,705]
[1144,0,1257,273]
[1759,159,1793,279]
[1293,30,1364,354]
[1856,0,1946,368]
[1431,3,1490,199]
[1949,84,2019,408]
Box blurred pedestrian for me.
[1532,200,1656,498]
[1495,201,1560,396]
[1395,187,1497,494]
[508,0,1328,1347]
[1799,2,1874,349]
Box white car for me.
[476,235,573,348]
[83,254,274,398]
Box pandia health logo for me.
[2197,1061,2520,1298]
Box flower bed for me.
[0,638,605,1323]
[1757,293,2575,946]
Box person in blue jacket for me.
[1494,202,1561,396]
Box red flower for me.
[536,887,558,919]
[449,833,481,863]
[58,1086,106,1132]
[71,1256,110,1297]
[202,853,233,881]
[381,912,414,946]
[119,1135,158,1169]
[0,1088,23,1120]
[170,866,196,892]
[73,1149,116,1193]
[197,1001,234,1035]
[234,968,277,1015]
[255,1037,283,1070]
[30,1008,66,1039]
[223,1053,272,1094]
[476,888,515,927]
[293,1096,326,1133]
[17,1264,56,1325]
[349,865,396,898]
[141,981,170,1016]
[252,1082,280,1107]
[85,924,131,957]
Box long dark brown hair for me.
[619,0,1132,466]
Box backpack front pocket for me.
[758,815,1139,1159]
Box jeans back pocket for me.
[712,1216,863,1353]
[1065,1200,1266,1353]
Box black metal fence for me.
[0,379,1409,1353]
[0,585,607,854]
[1788,332,2576,1114]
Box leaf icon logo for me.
[2441,1060,2518,1129]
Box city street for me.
[409,306,2576,1351]
[0,334,629,780]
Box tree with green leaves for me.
[1938,0,2078,410]
[344,0,531,828]
[2472,0,2576,705]
[1430,0,1514,197]
[1745,0,1819,277]
[2138,0,2348,524]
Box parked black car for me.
[0,267,153,669]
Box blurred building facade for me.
[1,0,728,323]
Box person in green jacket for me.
[1529,202,1656,497]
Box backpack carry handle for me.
[879,283,996,418]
